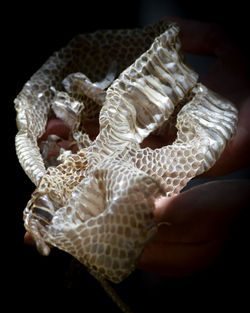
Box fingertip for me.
[39,118,71,141]
[24,231,35,246]
[154,196,174,221]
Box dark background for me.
[4,0,249,310]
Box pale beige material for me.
[15,21,237,308]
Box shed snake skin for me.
[15,21,237,311]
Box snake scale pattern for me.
[15,21,237,310]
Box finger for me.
[154,180,250,242]
[139,234,223,277]
[163,16,227,56]
[39,118,70,141]
[40,118,100,142]
[24,231,35,246]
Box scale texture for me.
[15,21,238,284]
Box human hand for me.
[138,179,250,276]
[138,17,250,276]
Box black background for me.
[4,0,250,310]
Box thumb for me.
[154,179,250,242]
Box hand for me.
[138,17,250,276]
[138,179,250,276]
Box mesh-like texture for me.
[16,22,238,283]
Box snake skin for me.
[15,21,237,289]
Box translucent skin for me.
[16,21,238,285]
